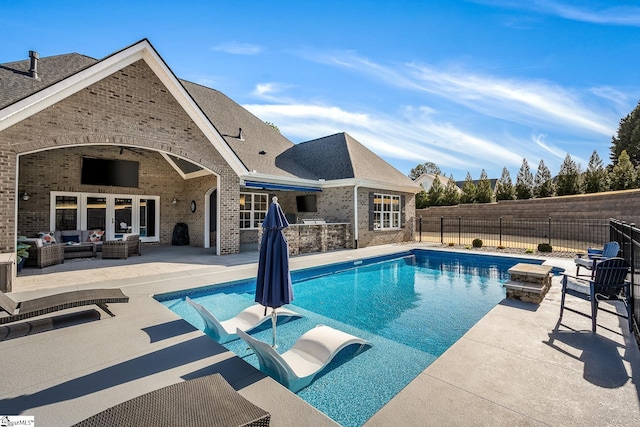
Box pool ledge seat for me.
[186,297,301,344]
[237,325,370,392]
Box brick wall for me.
[1,60,240,254]
[0,148,17,253]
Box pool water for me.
[156,250,545,426]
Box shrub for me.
[497,245,506,250]
[537,243,553,253]
[525,248,534,254]
[465,245,472,250]
[472,238,483,248]
[448,242,455,247]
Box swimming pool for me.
[156,249,548,426]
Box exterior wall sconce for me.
[21,192,30,201]
[172,198,177,205]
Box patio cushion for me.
[37,232,57,244]
[62,234,80,243]
[87,230,105,242]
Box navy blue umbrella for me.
[255,197,293,347]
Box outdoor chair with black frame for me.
[574,241,620,278]
[560,257,632,333]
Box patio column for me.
[0,148,17,253]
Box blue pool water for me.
[156,249,547,426]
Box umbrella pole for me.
[271,308,278,348]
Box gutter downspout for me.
[353,181,362,249]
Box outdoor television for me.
[81,157,139,188]
[296,194,317,212]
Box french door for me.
[51,192,159,242]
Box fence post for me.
[548,217,551,245]
[419,216,422,243]
[458,217,461,245]
[440,217,444,244]
[499,217,502,247]
[629,223,635,317]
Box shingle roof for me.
[1,46,417,190]
[280,133,417,187]
[0,53,97,109]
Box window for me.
[55,195,78,230]
[240,192,268,229]
[373,193,401,230]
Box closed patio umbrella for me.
[255,196,293,347]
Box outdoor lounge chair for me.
[574,241,620,277]
[560,257,631,333]
[72,373,270,426]
[237,325,370,392]
[186,297,301,344]
[0,288,129,324]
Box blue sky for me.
[2,0,639,181]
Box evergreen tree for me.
[409,162,442,180]
[495,167,515,201]
[460,172,476,204]
[442,174,460,206]
[475,169,494,203]
[415,190,429,209]
[582,150,607,193]
[610,100,640,167]
[514,159,534,200]
[556,154,582,196]
[534,159,555,198]
[427,175,444,206]
[608,150,638,190]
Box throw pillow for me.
[37,231,57,245]
[62,234,80,243]
[88,230,105,242]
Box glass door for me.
[86,196,107,232]
[114,197,133,239]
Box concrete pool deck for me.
[1,244,638,426]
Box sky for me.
[2,0,640,181]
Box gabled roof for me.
[1,40,419,193]
[280,133,418,190]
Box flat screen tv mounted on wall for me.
[81,157,139,188]
[296,194,317,212]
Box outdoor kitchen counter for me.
[259,223,352,255]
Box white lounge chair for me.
[237,325,370,392]
[186,297,301,344]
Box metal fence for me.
[610,219,639,328]
[416,216,610,252]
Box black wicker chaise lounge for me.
[72,373,271,426]
[0,288,129,324]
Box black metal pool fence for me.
[416,216,638,337]
[416,216,610,252]
[610,218,639,331]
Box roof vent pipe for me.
[28,50,39,79]
[238,128,244,141]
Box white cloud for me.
[305,51,616,137]
[211,41,263,55]
[243,102,528,174]
[472,0,640,26]
[251,82,296,103]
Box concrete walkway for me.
[1,244,638,426]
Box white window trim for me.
[373,193,401,230]
[50,191,160,242]
[240,192,268,230]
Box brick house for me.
[0,39,419,262]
